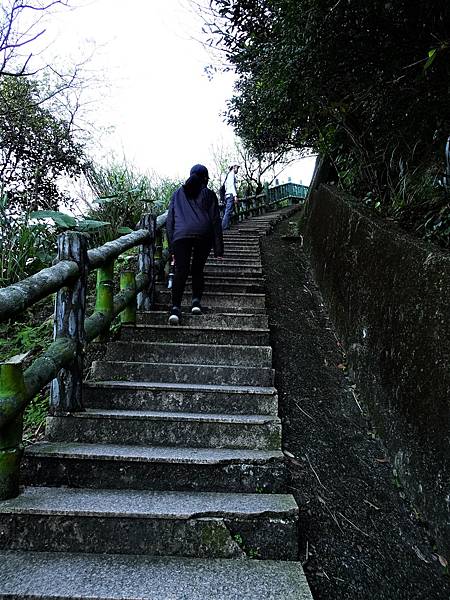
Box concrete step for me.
[91,359,274,386]
[219,254,261,261]
[0,488,297,560]
[153,303,266,314]
[46,410,281,450]
[155,290,265,310]
[105,342,272,368]
[193,275,265,284]
[136,311,269,328]
[223,232,259,237]
[23,442,286,493]
[206,259,261,267]
[222,244,260,251]
[83,381,278,415]
[220,244,261,250]
[160,281,265,294]
[120,324,270,346]
[203,267,263,276]
[0,552,312,600]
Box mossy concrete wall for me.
[303,184,450,557]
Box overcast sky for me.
[39,0,315,185]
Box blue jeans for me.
[221,194,234,230]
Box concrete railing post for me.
[120,271,137,325]
[137,214,156,310]
[50,231,88,415]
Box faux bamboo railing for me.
[0,211,169,500]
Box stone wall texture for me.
[303,184,450,557]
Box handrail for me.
[0,211,168,323]
[231,181,308,224]
[0,272,150,430]
[0,209,170,500]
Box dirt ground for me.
[261,213,449,600]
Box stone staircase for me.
[0,209,313,599]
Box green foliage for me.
[0,304,53,437]
[0,315,53,362]
[31,210,110,233]
[23,393,49,437]
[205,0,450,248]
[0,75,84,213]
[0,194,55,285]
[83,160,181,243]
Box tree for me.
[0,75,84,213]
[0,1,69,77]
[203,1,450,200]
[210,138,304,196]
[83,160,182,241]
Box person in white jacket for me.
[221,164,240,230]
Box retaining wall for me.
[303,184,450,557]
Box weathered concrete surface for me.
[136,311,269,328]
[82,381,278,415]
[0,552,313,600]
[105,341,272,367]
[45,411,282,449]
[23,442,287,493]
[90,360,274,387]
[0,487,298,559]
[121,324,271,345]
[155,290,266,309]
[303,184,450,556]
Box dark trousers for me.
[171,237,212,308]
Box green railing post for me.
[0,355,26,500]
[120,271,137,325]
[137,213,156,310]
[50,231,88,415]
[94,259,114,344]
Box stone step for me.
[220,243,261,249]
[46,410,281,450]
[0,488,297,560]
[137,311,269,328]
[83,381,278,415]
[206,259,261,267]
[203,266,263,276]
[155,290,265,309]
[153,303,266,314]
[223,232,259,238]
[91,359,274,386]
[160,281,265,294]
[219,254,261,260]
[120,324,270,346]
[23,442,286,493]
[0,552,312,600]
[105,342,272,368]
[222,244,260,251]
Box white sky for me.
[36,0,316,185]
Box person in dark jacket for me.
[166,164,223,325]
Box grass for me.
[0,300,53,439]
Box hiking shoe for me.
[191,299,202,315]
[168,306,181,326]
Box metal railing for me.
[231,181,308,224]
[0,211,169,500]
